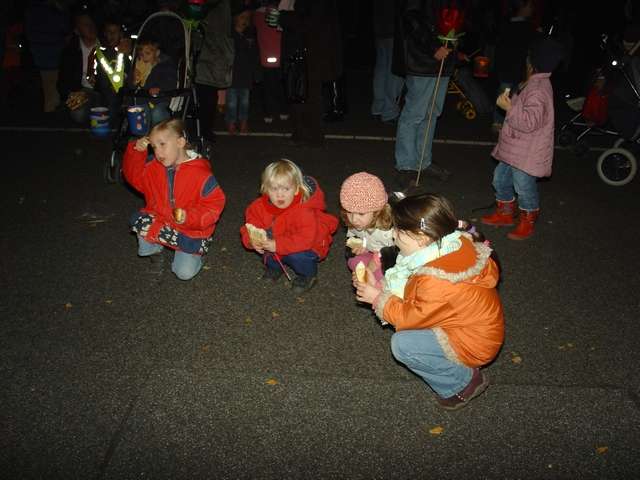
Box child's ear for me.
[177,136,187,149]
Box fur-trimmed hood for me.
[415,234,497,288]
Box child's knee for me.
[172,254,202,280]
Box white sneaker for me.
[264,116,273,124]
[279,114,290,121]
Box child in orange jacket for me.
[354,192,504,411]
[240,159,338,294]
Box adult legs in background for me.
[394,75,449,172]
[40,69,61,112]
[391,329,473,398]
[372,37,404,121]
[196,83,218,142]
[225,87,238,125]
[262,67,286,120]
[237,88,250,133]
[290,75,323,146]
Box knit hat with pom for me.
[340,172,388,213]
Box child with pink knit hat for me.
[339,172,396,283]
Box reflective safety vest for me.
[94,42,126,93]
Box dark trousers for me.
[265,250,319,278]
[195,83,218,141]
[262,67,286,117]
[290,76,323,145]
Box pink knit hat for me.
[340,172,388,213]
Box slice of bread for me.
[355,261,367,283]
[246,223,268,244]
[346,237,364,250]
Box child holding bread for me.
[354,192,504,411]
[240,159,338,294]
[123,118,226,280]
[339,172,396,285]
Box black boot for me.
[323,79,344,122]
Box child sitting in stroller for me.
[129,37,178,128]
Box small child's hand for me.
[353,278,380,305]
[496,91,512,111]
[134,136,150,151]
[252,241,265,254]
[149,87,160,96]
[351,246,367,256]
[262,239,276,253]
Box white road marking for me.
[0,126,608,150]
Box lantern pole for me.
[415,39,448,187]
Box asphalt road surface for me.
[2,69,640,479]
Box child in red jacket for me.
[240,159,338,294]
[123,118,226,280]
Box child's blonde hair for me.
[150,118,191,149]
[260,159,311,200]
[340,205,393,230]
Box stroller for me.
[103,11,207,184]
[595,55,640,186]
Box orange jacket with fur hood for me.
[374,235,504,367]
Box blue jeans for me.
[394,74,450,172]
[371,37,404,121]
[391,329,473,398]
[492,161,539,211]
[265,250,319,278]
[225,87,250,123]
[137,236,203,281]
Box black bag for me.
[283,49,308,104]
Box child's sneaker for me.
[239,120,249,134]
[227,122,237,135]
[262,267,283,282]
[436,368,489,411]
[279,113,290,121]
[291,275,317,294]
[264,116,273,124]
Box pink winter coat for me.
[492,73,555,178]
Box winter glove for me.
[130,213,154,237]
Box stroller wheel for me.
[104,149,123,184]
[463,107,477,120]
[456,100,465,111]
[596,148,637,186]
[558,130,577,147]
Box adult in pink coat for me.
[482,36,564,240]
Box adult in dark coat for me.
[392,0,459,186]
[277,0,343,147]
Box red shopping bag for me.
[582,86,608,126]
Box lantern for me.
[436,4,465,45]
[473,56,490,78]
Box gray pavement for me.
[2,70,640,479]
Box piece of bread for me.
[346,237,364,250]
[355,261,367,283]
[246,223,268,244]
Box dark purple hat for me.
[529,37,564,73]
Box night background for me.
[1,1,640,479]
